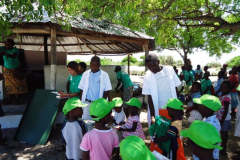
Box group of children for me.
[62,96,145,160]
[61,90,236,160]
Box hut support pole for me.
[50,26,57,90]
[44,36,49,65]
[128,54,130,75]
[143,43,149,72]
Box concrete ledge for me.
[0,115,22,129]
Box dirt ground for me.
[1,109,240,160]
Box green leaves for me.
[227,56,240,68]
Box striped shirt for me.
[122,115,145,140]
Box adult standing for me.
[195,65,202,80]
[221,64,228,79]
[0,39,28,104]
[201,71,212,95]
[78,56,112,120]
[60,61,82,98]
[184,65,193,95]
[114,66,134,117]
[142,54,182,155]
[228,66,239,117]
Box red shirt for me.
[228,74,239,93]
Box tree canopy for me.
[1,0,239,61]
[227,56,240,68]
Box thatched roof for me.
[1,7,155,56]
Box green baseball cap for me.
[90,98,114,121]
[162,98,184,110]
[62,97,87,115]
[125,98,142,109]
[181,120,222,150]
[111,97,123,107]
[193,94,221,111]
[120,135,157,160]
[236,84,240,91]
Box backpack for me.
[149,116,171,154]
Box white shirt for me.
[154,70,172,109]
[112,109,126,124]
[62,121,84,160]
[142,66,181,126]
[78,69,112,103]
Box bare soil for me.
[1,110,240,160]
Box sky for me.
[67,48,239,69]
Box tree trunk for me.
[184,51,188,66]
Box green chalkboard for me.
[15,89,60,145]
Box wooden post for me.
[44,35,49,65]
[50,26,57,90]
[143,43,149,72]
[128,54,130,75]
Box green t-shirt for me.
[0,46,20,69]
[183,70,193,86]
[67,74,82,95]
[116,71,133,89]
[201,79,212,95]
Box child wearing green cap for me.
[120,135,158,160]
[61,98,88,160]
[80,98,119,160]
[154,98,186,160]
[215,80,232,154]
[193,95,221,160]
[111,97,126,126]
[118,98,145,140]
[181,120,222,160]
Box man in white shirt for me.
[142,53,181,152]
[78,56,112,120]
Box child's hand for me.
[60,92,67,98]
[117,127,123,131]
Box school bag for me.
[149,116,171,154]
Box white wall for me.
[44,65,128,91]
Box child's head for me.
[5,39,15,50]
[120,136,157,160]
[163,98,184,119]
[193,95,221,118]
[220,80,231,94]
[181,65,185,71]
[114,66,122,73]
[197,65,200,70]
[90,98,114,124]
[229,70,232,75]
[204,66,208,72]
[232,66,237,74]
[63,98,87,119]
[191,82,201,93]
[125,98,141,115]
[217,71,224,79]
[111,97,123,113]
[67,61,79,76]
[90,56,101,73]
[187,65,192,71]
[181,120,222,158]
[78,62,87,74]
[180,73,184,80]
